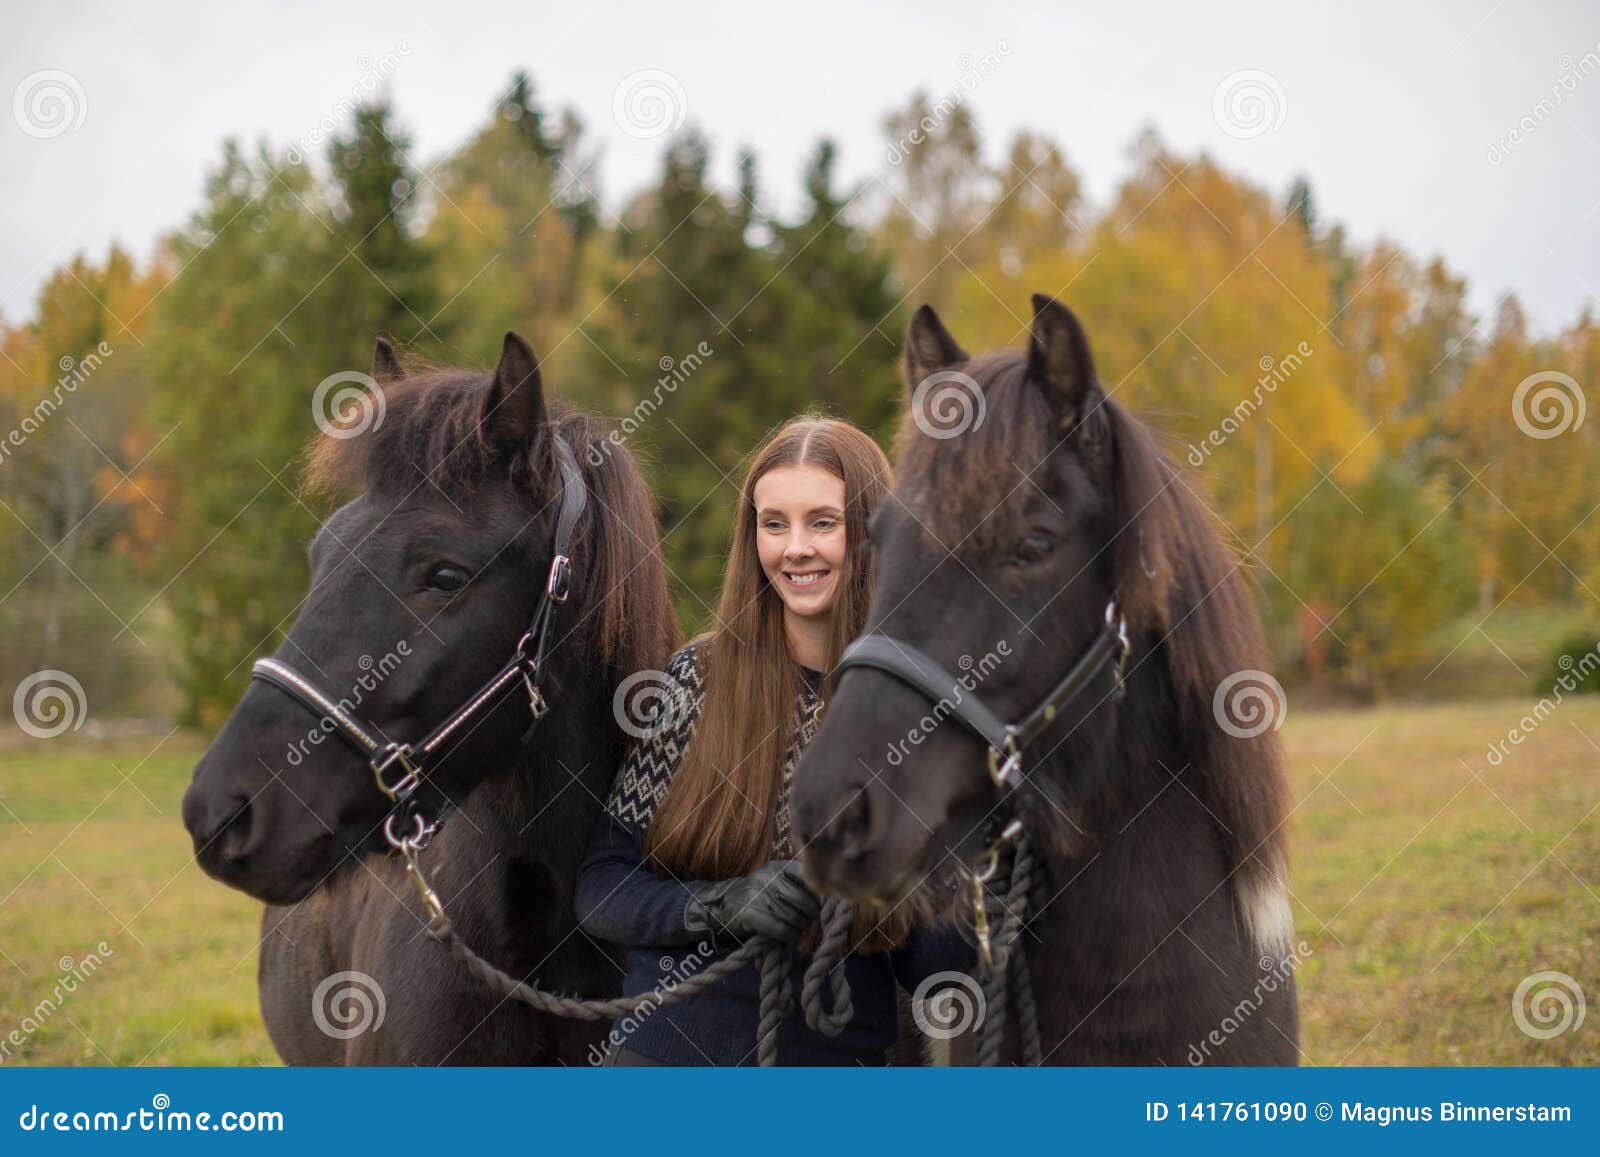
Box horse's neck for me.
[1027,662,1241,959]
[475,701,618,858]
[439,683,623,988]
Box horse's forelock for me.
[303,370,678,687]
[304,369,492,500]
[892,351,1056,549]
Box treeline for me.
[1,75,1595,723]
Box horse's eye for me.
[425,564,470,593]
[1014,534,1055,564]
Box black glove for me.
[683,859,821,945]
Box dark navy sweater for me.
[574,641,974,1066]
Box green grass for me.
[1285,697,1598,1065]
[1409,604,1598,701]
[0,698,1596,1066]
[0,731,274,1066]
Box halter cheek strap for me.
[250,435,588,856]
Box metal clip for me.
[974,817,1024,883]
[970,817,1024,971]
[970,873,994,971]
[522,667,548,721]
[400,839,444,924]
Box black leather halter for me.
[836,600,1130,795]
[250,435,588,850]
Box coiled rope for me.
[407,833,1035,1066]
[975,828,1042,1067]
[422,895,857,1066]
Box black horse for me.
[793,296,1300,1065]
[181,333,677,1063]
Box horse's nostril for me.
[193,793,254,868]
[831,788,874,867]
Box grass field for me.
[0,697,1596,1066]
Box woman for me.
[575,415,972,1066]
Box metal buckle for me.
[371,743,421,803]
[987,735,1023,791]
[546,554,572,603]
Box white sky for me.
[3,0,1597,335]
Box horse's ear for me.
[372,337,406,384]
[903,304,968,390]
[483,331,547,450]
[1028,294,1099,426]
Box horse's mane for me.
[897,349,1289,946]
[304,366,678,687]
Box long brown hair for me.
[646,415,889,879]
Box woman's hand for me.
[684,859,821,944]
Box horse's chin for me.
[196,827,374,907]
[803,829,941,909]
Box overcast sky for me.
[3,0,1597,335]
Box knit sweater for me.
[574,640,974,1065]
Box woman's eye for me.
[425,564,470,593]
[814,518,839,531]
[1014,534,1055,564]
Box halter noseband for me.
[250,435,588,859]
[836,599,1129,796]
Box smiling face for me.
[753,462,848,621]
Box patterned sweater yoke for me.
[603,641,823,858]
